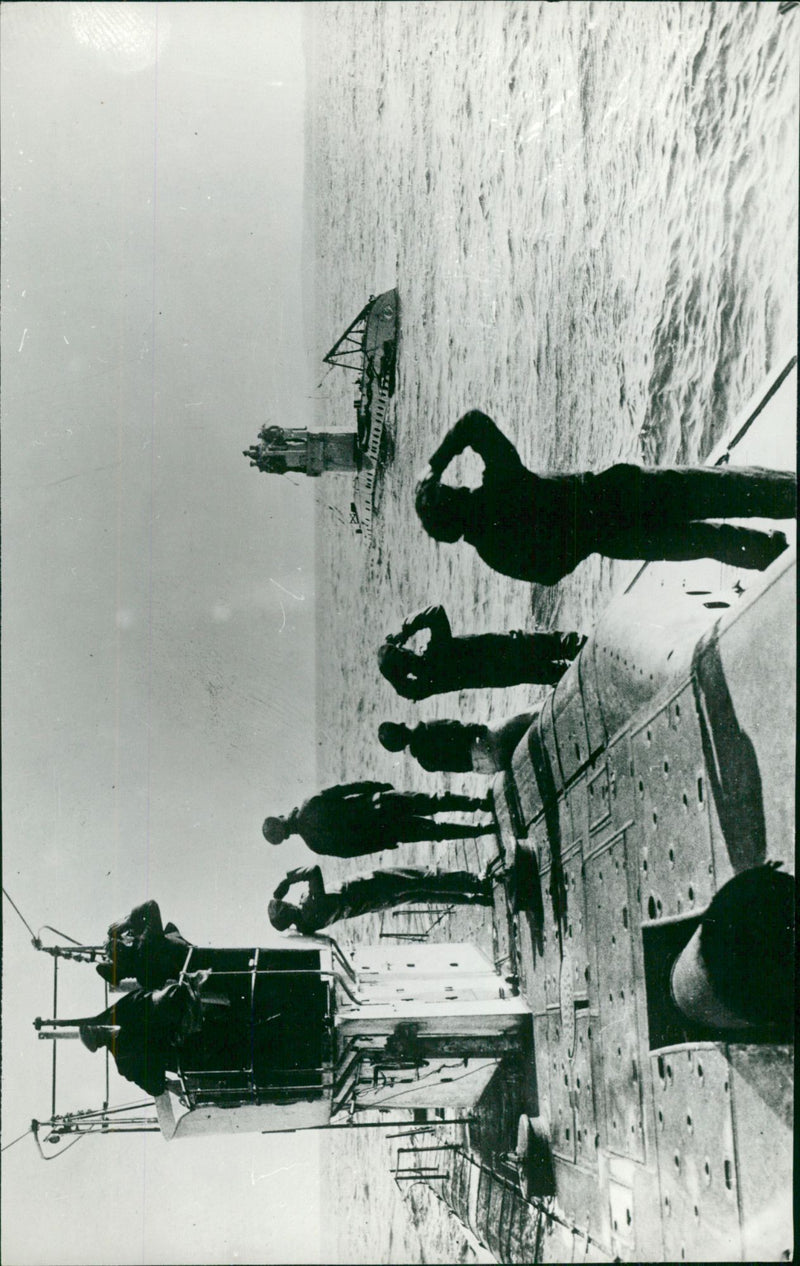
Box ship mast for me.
[321,298,374,371]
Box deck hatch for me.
[544,1011,575,1163]
[571,1011,598,1170]
[585,830,645,1162]
[563,852,591,1004]
[631,685,716,921]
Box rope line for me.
[2,891,89,949]
[1,1127,32,1154]
[2,887,38,940]
[36,1134,86,1162]
[38,924,85,946]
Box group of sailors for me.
[54,901,199,1098]
[72,410,796,1095]
[266,410,795,935]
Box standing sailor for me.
[415,410,796,583]
[378,711,539,774]
[268,864,494,934]
[262,780,493,857]
[96,900,191,990]
[378,605,584,700]
[66,973,209,1097]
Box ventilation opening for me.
[642,915,780,1050]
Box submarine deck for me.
[387,355,796,1263]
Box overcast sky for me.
[1,4,325,1262]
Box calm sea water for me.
[304,3,798,1259]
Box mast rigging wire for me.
[1,1128,33,1154]
[38,924,85,946]
[3,889,90,950]
[2,887,38,941]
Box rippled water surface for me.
[304,3,798,1259]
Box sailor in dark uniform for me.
[77,973,208,1098]
[415,410,796,584]
[96,899,191,991]
[262,780,493,857]
[378,711,539,775]
[268,864,493,935]
[377,604,584,700]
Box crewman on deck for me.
[76,973,209,1097]
[378,710,539,775]
[268,864,494,935]
[415,410,796,584]
[377,604,584,700]
[96,900,191,991]
[262,780,493,857]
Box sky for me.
[1,4,326,1262]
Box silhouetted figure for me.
[415,410,796,584]
[259,425,286,445]
[262,780,493,858]
[269,864,493,934]
[76,974,208,1097]
[96,900,191,991]
[378,605,585,700]
[379,711,538,774]
[260,454,288,474]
